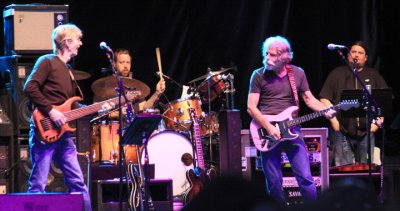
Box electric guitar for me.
[184,108,217,204]
[127,146,155,211]
[32,91,140,143]
[127,161,141,211]
[250,100,359,152]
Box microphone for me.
[99,42,113,53]
[155,72,172,80]
[155,72,182,87]
[327,43,347,50]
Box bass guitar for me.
[250,100,359,152]
[184,108,217,204]
[33,91,140,143]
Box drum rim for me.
[167,96,201,104]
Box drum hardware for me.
[89,106,121,123]
[187,67,234,84]
[187,67,235,163]
[161,114,189,131]
[221,73,235,109]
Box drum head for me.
[142,131,194,196]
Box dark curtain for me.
[1,0,398,130]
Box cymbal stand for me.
[222,73,236,109]
[206,74,214,164]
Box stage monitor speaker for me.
[0,55,38,136]
[218,109,242,177]
[3,4,69,55]
[0,193,83,211]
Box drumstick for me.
[156,48,164,80]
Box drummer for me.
[113,48,165,113]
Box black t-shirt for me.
[249,65,310,115]
[319,65,388,137]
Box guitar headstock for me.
[127,91,141,102]
[338,99,360,111]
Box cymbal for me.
[74,70,91,80]
[188,67,234,84]
[91,76,150,100]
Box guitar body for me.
[184,168,205,204]
[127,163,142,211]
[250,100,360,152]
[33,96,80,143]
[250,106,299,152]
[32,91,140,143]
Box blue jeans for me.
[28,129,92,211]
[260,130,317,205]
[333,131,375,166]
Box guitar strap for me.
[68,69,85,101]
[286,65,300,109]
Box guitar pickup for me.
[258,127,269,139]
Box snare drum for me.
[142,131,194,196]
[163,97,202,131]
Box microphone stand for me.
[157,73,183,88]
[103,48,132,211]
[335,50,381,184]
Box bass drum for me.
[142,131,195,196]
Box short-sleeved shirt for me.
[319,65,388,137]
[249,65,310,115]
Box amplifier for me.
[241,128,329,206]
[3,4,69,55]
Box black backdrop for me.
[1,0,399,141]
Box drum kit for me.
[88,67,235,196]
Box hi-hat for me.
[91,75,150,100]
[188,67,234,84]
[74,70,91,80]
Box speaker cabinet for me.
[0,55,38,136]
[241,127,329,205]
[218,109,242,177]
[76,117,91,186]
[16,137,68,192]
[91,179,173,211]
[0,106,14,192]
[0,193,83,210]
[3,4,69,55]
[282,128,329,205]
